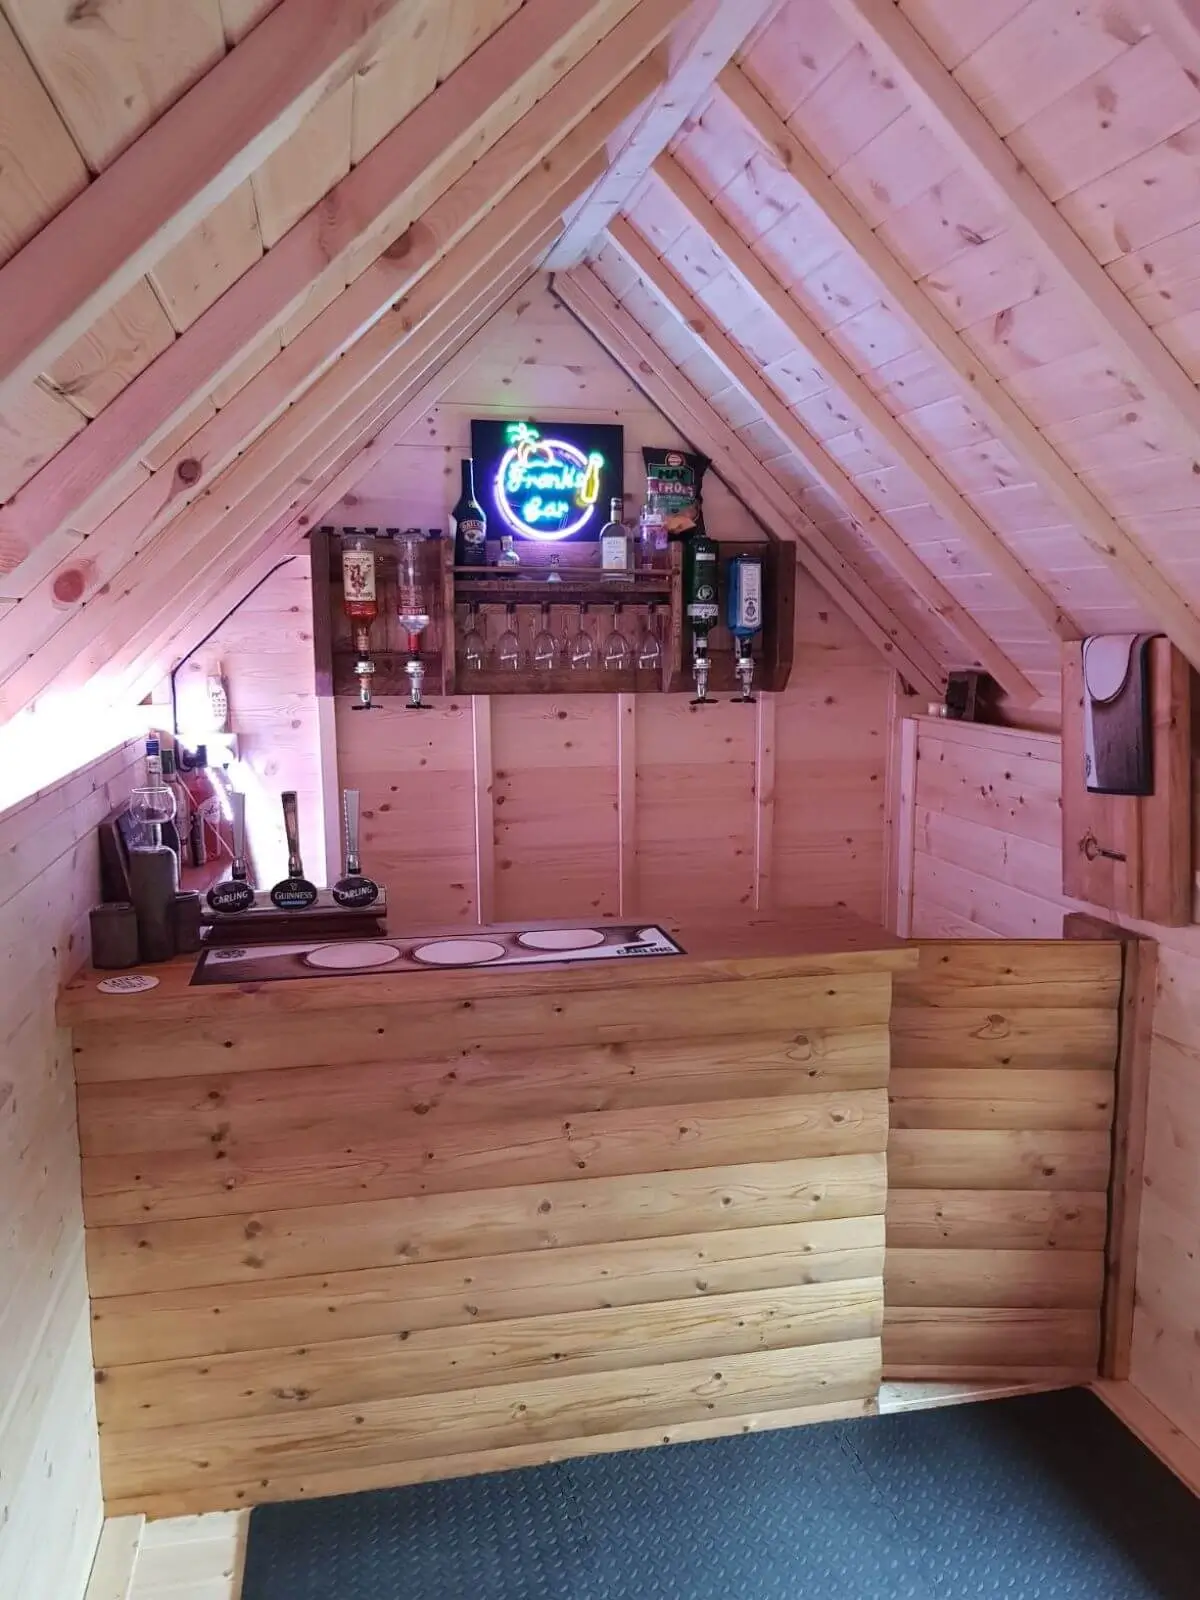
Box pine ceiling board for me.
[217,0,279,45]
[349,1,448,164]
[1,0,226,173]
[1007,33,1200,205]
[1059,121,1200,266]
[1107,222,1200,328]
[833,108,959,230]
[147,179,263,331]
[899,395,993,456]
[1042,403,1181,472]
[875,167,1007,284]
[210,329,283,406]
[250,76,353,247]
[861,348,963,414]
[957,287,1096,382]
[896,0,1031,72]
[278,269,350,346]
[0,381,84,505]
[138,394,217,472]
[787,41,907,173]
[826,300,922,375]
[734,1,856,123]
[951,0,1147,141]
[437,0,526,84]
[41,277,175,420]
[0,13,87,266]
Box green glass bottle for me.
[685,522,719,702]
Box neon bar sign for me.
[494,422,605,541]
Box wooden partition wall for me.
[886,941,1120,1383]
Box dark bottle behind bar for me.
[452,458,487,566]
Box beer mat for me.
[189,924,684,985]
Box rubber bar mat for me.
[241,1388,1200,1599]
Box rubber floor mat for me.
[240,1388,1200,1599]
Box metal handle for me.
[281,790,304,876]
[1082,833,1127,863]
[230,791,246,868]
[343,789,361,876]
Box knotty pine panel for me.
[883,932,1119,1383]
[78,954,893,1514]
[0,742,142,1600]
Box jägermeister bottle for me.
[685,520,719,703]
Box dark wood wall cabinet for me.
[309,528,795,698]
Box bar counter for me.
[64,908,915,1517]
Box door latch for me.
[1081,833,1127,863]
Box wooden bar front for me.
[65,910,911,1518]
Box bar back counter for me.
[59,910,1128,1518]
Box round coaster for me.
[517,928,606,951]
[96,974,160,994]
[304,941,401,970]
[411,937,507,966]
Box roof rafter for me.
[8,0,687,605]
[0,58,665,706]
[545,0,784,267]
[0,0,415,409]
[0,0,658,583]
[121,266,544,708]
[554,264,947,700]
[652,153,1074,643]
[20,192,580,715]
[822,0,1200,671]
[606,215,1037,704]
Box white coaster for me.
[517,928,607,951]
[411,938,508,966]
[96,974,160,994]
[304,941,401,970]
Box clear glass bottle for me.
[498,534,521,569]
[600,496,633,583]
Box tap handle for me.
[343,789,362,875]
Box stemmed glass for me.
[461,604,487,672]
[637,604,663,671]
[602,604,631,671]
[495,603,523,671]
[568,605,595,670]
[532,603,557,671]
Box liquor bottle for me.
[727,553,764,702]
[452,459,487,566]
[685,522,720,704]
[600,497,633,582]
[341,532,379,710]
[143,734,163,788]
[498,534,521,568]
[161,747,192,868]
[180,744,221,867]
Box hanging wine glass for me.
[568,604,595,670]
[495,602,523,671]
[637,603,663,671]
[461,603,487,671]
[602,603,631,671]
[532,603,557,671]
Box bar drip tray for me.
[190,923,684,985]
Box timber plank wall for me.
[76,958,896,1517]
[70,930,1124,1519]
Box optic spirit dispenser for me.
[341,532,379,710]
[727,553,764,702]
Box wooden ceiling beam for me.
[653,153,1074,644]
[553,265,947,700]
[606,216,1038,704]
[0,0,676,606]
[720,63,1200,678]
[0,67,650,706]
[545,0,785,267]
[10,208,567,719]
[0,0,654,583]
[0,0,415,410]
[120,268,541,707]
[827,0,1200,454]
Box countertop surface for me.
[59,906,916,1027]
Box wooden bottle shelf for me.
[311,527,795,700]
